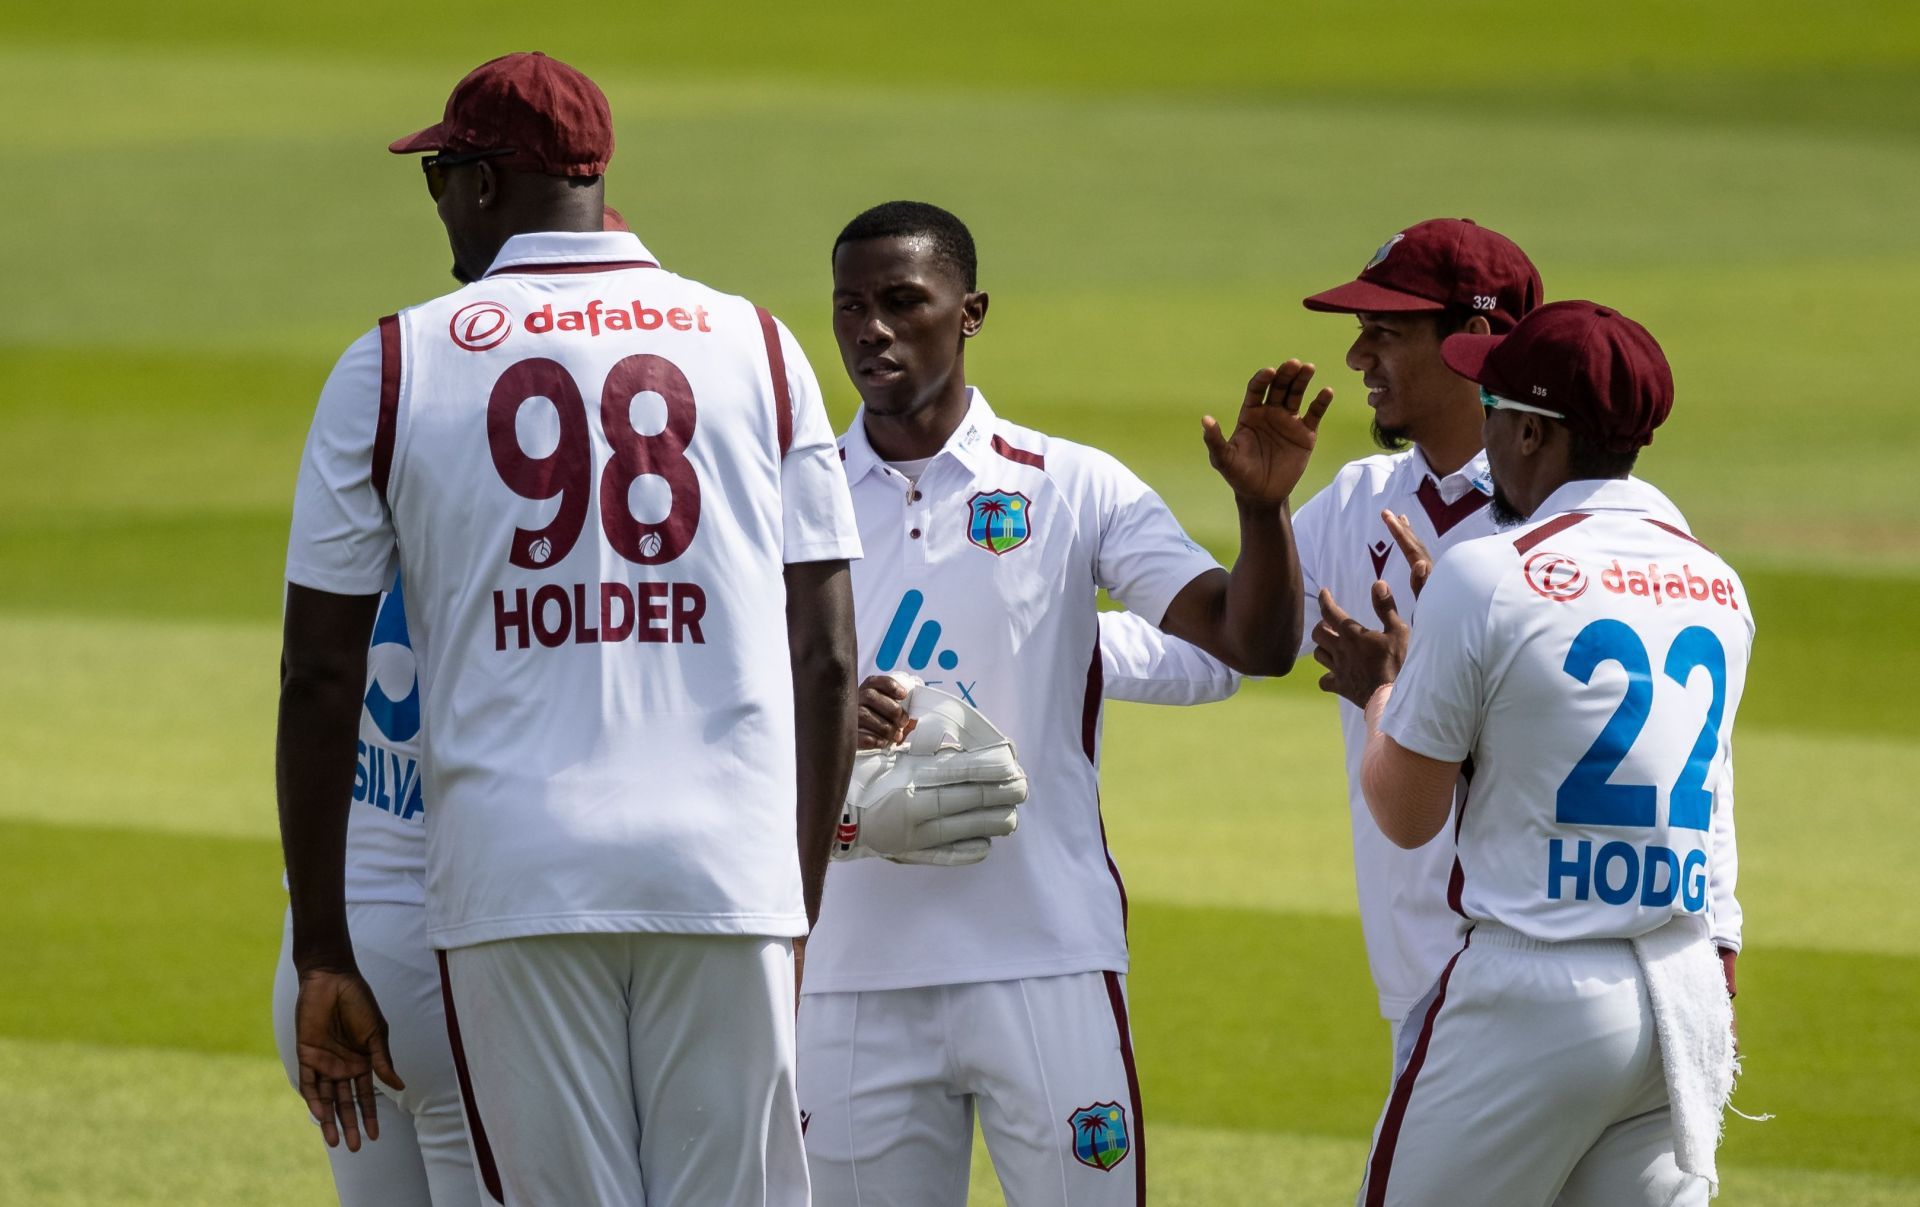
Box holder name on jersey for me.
[493,581,708,650]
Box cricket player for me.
[799,200,1319,1205]
[1291,219,1740,1054]
[271,576,481,1206]
[270,578,1219,1207]
[277,51,862,1206]
[1317,300,1749,1204]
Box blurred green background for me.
[2,2,1916,1202]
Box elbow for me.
[790,633,856,696]
[1361,755,1446,850]
[1220,627,1297,678]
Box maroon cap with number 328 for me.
[1303,218,1542,333]
[390,52,613,177]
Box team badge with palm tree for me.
[1067,1102,1130,1171]
[966,490,1033,555]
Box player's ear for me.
[961,290,988,340]
[474,161,499,210]
[1520,413,1549,454]
[1463,313,1492,337]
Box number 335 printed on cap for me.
[486,356,700,569]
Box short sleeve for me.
[771,319,863,565]
[1292,485,1331,659]
[1092,457,1222,626]
[285,326,398,595]
[1099,610,1241,705]
[1377,547,1496,763]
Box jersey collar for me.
[482,230,660,277]
[839,386,999,487]
[1534,477,1680,522]
[1411,445,1494,501]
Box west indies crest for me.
[966,490,1033,556]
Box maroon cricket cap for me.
[602,204,629,232]
[1302,218,1542,332]
[389,52,613,177]
[1442,300,1675,452]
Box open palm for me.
[1202,360,1334,503]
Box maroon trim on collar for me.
[483,259,659,277]
[991,434,1045,469]
[1512,510,1590,554]
[371,314,401,507]
[754,306,793,456]
[1413,476,1487,537]
[1645,517,1713,552]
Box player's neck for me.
[1413,429,1481,479]
[863,384,972,462]
[1413,404,1482,479]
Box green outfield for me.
[2,3,1916,1202]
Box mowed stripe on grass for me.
[3,13,1915,1205]
[5,818,1916,1198]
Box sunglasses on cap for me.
[421,147,517,201]
[1480,386,1566,420]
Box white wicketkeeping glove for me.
[833,681,1028,867]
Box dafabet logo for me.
[449,301,513,351]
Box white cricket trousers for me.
[799,971,1144,1206]
[1359,923,1709,1207]
[273,905,484,1207]
[439,931,808,1207]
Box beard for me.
[1370,417,1411,452]
[1488,483,1530,528]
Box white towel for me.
[1632,913,1735,1194]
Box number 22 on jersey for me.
[1556,619,1727,833]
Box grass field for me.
[2,3,1917,1203]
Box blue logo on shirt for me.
[364,576,420,744]
[876,590,960,674]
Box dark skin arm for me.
[277,583,401,1152]
[1158,361,1333,676]
[785,559,858,987]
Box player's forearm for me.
[1214,496,1303,676]
[278,586,380,973]
[277,654,368,973]
[785,560,857,928]
[1359,686,1458,848]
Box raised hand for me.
[294,967,404,1151]
[1311,584,1410,707]
[1382,510,1434,599]
[1201,360,1335,504]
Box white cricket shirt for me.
[340,577,427,905]
[1379,478,1754,944]
[1295,450,1738,1017]
[1098,610,1240,706]
[802,388,1222,993]
[286,230,862,949]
